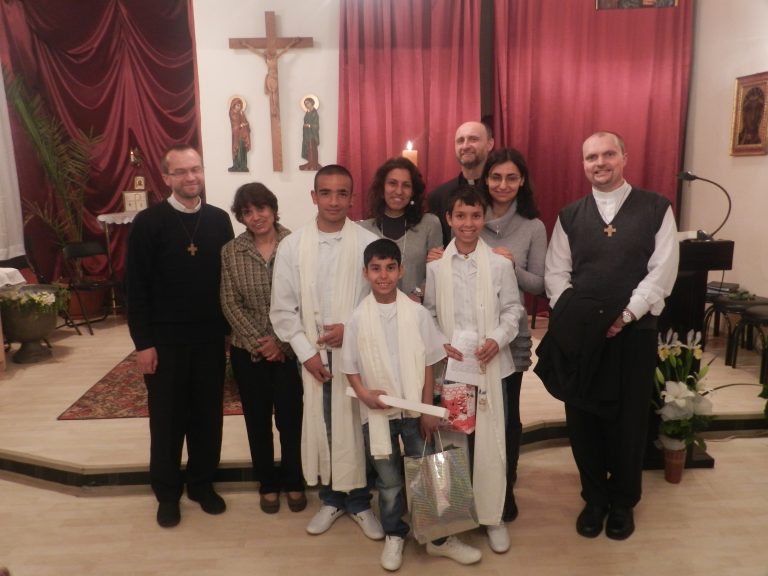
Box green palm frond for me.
[3,67,101,245]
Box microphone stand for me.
[678,171,732,239]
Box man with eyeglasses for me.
[126,144,234,528]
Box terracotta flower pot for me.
[663,447,687,483]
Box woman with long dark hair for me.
[479,148,547,523]
[360,157,442,301]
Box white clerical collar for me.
[592,181,631,222]
[168,194,202,213]
[592,181,631,202]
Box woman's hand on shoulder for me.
[492,246,515,262]
[426,247,444,263]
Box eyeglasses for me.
[488,173,522,184]
[166,166,204,177]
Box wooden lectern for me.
[658,239,735,335]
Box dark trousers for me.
[144,340,225,503]
[229,346,304,494]
[564,327,656,509]
[504,371,523,484]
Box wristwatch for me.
[621,309,634,324]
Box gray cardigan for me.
[481,202,547,371]
[360,213,443,296]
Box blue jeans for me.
[318,379,373,513]
[363,417,432,538]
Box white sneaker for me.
[381,535,405,571]
[486,523,510,553]
[350,509,385,540]
[426,536,482,565]
[306,505,345,535]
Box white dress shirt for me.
[270,222,377,363]
[342,300,447,422]
[545,182,679,319]
[424,249,523,379]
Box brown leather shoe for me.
[287,491,307,512]
[260,493,280,514]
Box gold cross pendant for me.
[187,243,198,256]
[604,224,617,237]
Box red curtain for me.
[0,0,199,280]
[492,0,693,233]
[337,0,481,220]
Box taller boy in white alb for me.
[270,165,381,540]
[425,186,524,554]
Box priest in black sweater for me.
[126,144,234,528]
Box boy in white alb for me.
[342,238,483,571]
[270,165,382,540]
[424,186,524,554]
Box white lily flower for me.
[660,380,694,407]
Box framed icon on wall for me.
[731,71,768,156]
[123,191,148,212]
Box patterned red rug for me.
[58,352,243,420]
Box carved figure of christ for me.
[229,11,314,172]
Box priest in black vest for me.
[538,131,678,540]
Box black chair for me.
[702,294,768,364]
[729,305,768,384]
[61,241,120,335]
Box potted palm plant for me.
[4,69,106,319]
[4,69,99,247]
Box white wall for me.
[193,0,340,234]
[683,0,768,294]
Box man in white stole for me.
[270,165,381,539]
[425,187,524,554]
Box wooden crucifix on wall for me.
[229,11,314,172]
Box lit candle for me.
[402,141,418,166]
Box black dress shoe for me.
[605,506,635,540]
[188,489,226,515]
[157,501,181,528]
[576,503,609,538]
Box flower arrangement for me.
[655,329,714,451]
[0,285,68,317]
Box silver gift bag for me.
[404,440,478,544]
